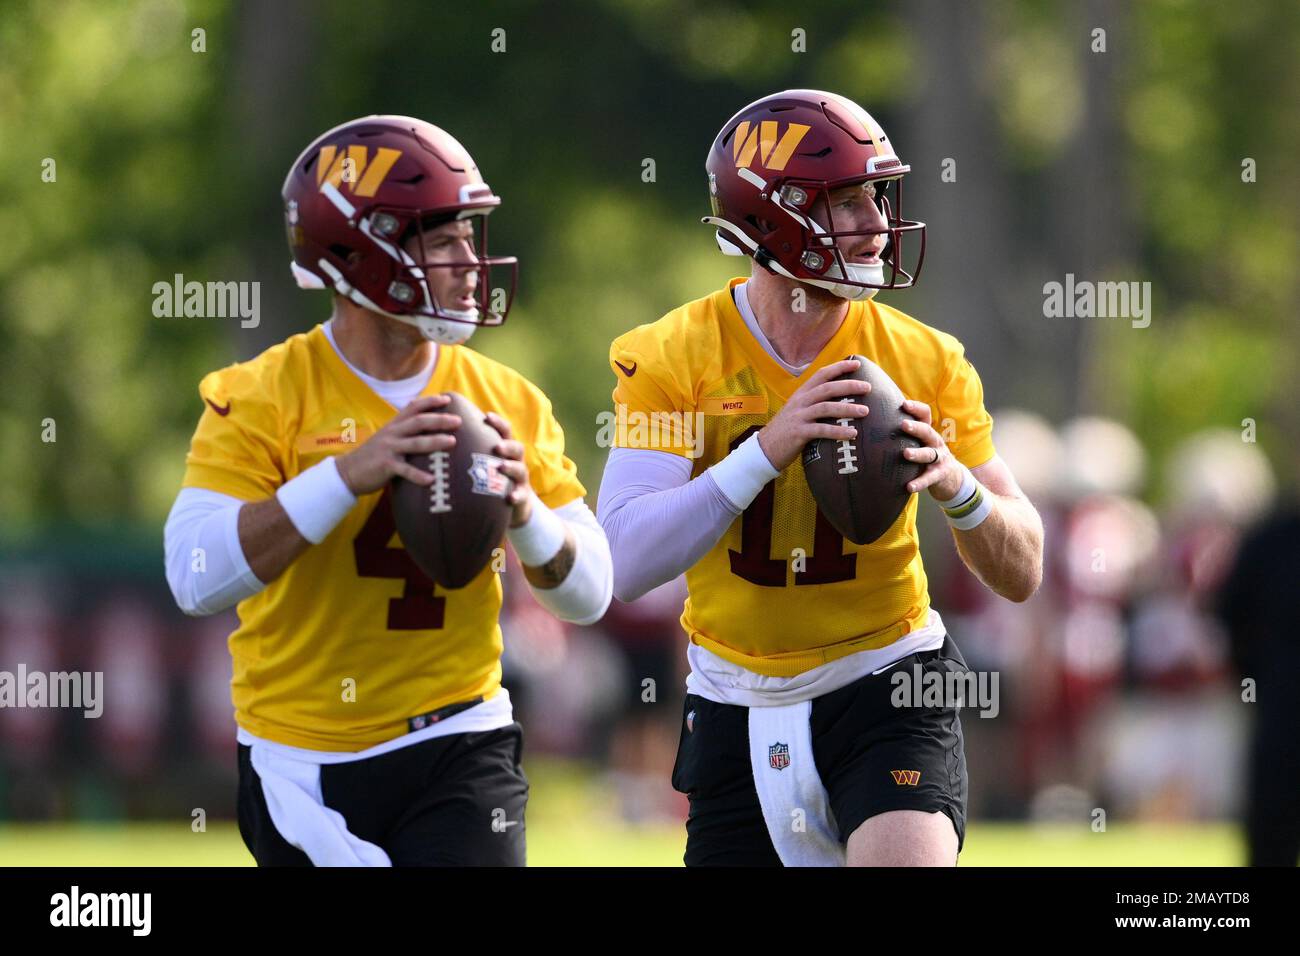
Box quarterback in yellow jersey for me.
[164,116,611,866]
[597,91,1043,866]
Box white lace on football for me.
[425,451,452,514]
[835,419,860,477]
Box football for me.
[390,392,515,589]
[802,355,924,545]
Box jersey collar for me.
[308,324,456,419]
[713,277,866,400]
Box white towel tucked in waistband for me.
[249,744,392,867]
[747,700,845,867]
[243,690,515,867]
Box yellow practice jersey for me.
[182,325,585,751]
[609,278,995,678]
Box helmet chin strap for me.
[702,216,882,302]
[805,260,883,302]
[316,260,481,346]
[365,301,479,345]
[390,246,482,345]
[411,309,479,346]
[349,290,480,345]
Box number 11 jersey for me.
[607,278,995,679]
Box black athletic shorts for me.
[672,634,970,866]
[237,722,529,866]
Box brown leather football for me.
[802,355,924,545]
[390,392,514,589]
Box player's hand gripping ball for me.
[390,392,516,588]
[802,355,925,544]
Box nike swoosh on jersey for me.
[614,359,637,377]
[205,398,231,416]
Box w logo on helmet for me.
[315,144,402,198]
[732,121,811,172]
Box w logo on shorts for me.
[891,769,921,786]
[768,742,790,771]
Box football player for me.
[597,90,1043,866]
[164,116,612,866]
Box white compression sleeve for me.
[163,487,265,616]
[516,498,614,626]
[597,445,776,603]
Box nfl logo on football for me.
[768,742,791,771]
[468,453,510,497]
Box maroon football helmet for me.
[282,115,517,344]
[702,90,925,300]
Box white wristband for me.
[275,457,358,544]
[507,491,568,566]
[935,466,977,510]
[707,431,780,511]
[935,464,993,531]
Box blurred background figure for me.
[945,414,1276,835]
[0,576,63,817]
[500,548,624,759]
[1215,478,1300,867]
[598,576,689,824]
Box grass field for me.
[0,758,1245,866]
[0,821,1245,866]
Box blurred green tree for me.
[0,0,1295,546]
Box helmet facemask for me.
[704,172,927,303]
[366,207,518,345]
[770,175,926,301]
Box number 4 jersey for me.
[182,325,585,750]
[608,278,996,678]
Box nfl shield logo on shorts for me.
[768,742,790,771]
